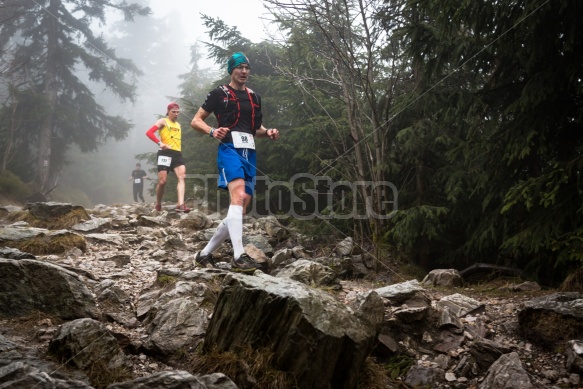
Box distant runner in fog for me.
[128,163,148,203]
[190,52,279,272]
[146,102,191,213]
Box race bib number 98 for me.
[231,131,255,149]
[158,155,172,167]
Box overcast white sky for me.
[148,0,271,46]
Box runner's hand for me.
[213,127,229,140]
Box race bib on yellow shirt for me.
[158,155,172,167]
[231,131,255,149]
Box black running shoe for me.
[194,251,217,268]
[231,254,257,273]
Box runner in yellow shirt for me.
[146,102,191,212]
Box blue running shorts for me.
[217,143,256,196]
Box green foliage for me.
[384,354,414,381]
[156,275,177,287]
[0,170,31,199]
[172,0,583,286]
[389,0,583,279]
[386,206,449,248]
[0,87,49,180]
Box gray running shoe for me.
[231,254,257,273]
[194,251,217,268]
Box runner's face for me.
[231,65,250,84]
[168,109,180,121]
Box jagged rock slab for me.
[0,259,100,320]
[204,272,376,389]
[107,371,237,389]
[517,292,583,348]
[48,318,126,372]
[479,352,533,389]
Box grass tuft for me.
[559,267,583,293]
[4,233,86,255]
[183,344,294,389]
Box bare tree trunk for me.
[1,94,19,174]
[36,0,59,191]
[265,0,398,256]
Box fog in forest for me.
[59,0,269,206]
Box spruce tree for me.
[0,0,149,190]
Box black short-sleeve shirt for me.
[131,169,147,184]
[201,85,257,144]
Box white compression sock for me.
[224,205,244,259]
[201,221,229,255]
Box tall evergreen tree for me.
[0,0,150,191]
[396,0,583,282]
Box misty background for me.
[61,0,270,205]
[1,0,581,284]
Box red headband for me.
[167,102,179,111]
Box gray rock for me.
[375,279,425,304]
[335,237,356,256]
[0,226,48,241]
[141,281,214,356]
[565,339,583,374]
[262,215,290,241]
[0,247,35,260]
[181,210,213,230]
[204,272,376,389]
[422,269,464,287]
[291,246,310,259]
[138,215,168,227]
[25,202,90,221]
[469,338,513,372]
[99,254,131,268]
[348,290,385,326]
[393,305,429,324]
[404,365,445,387]
[518,292,583,348]
[142,297,209,356]
[271,248,295,270]
[48,318,127,372]
[504,281,541,292]
[276,259,338,287]
[479,352,533,389]
[0,259,100,320]
[375,334,400,357]
[106,370,237,389]
[71,217,111,232]
[437,293,484,317]
[437,305,464,330]
[0,361,93,389]
[242,234,273,256]
[85,233,124,246]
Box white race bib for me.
[134,178,141,184]
[158,155,172,167]
[231,131,255,149]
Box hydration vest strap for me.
[218,85,257,130]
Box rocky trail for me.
[0,201,582,388]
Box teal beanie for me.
[227,52,250,74]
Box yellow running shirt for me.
[159,118,182,151]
